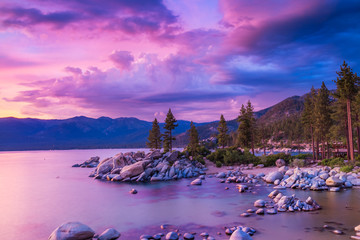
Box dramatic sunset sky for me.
[0,0,359,122]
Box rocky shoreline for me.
[67,151,360,240]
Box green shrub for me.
[197,145,211,157]
[320,157,345,167]
[262,153,292,167]
[340,165,353,173]
[294,153,312,159]
[291,158,306,167]
[216,161,222,168]
[194,156,205,165]
[206,147,260,166]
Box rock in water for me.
[48,222,95,240]
[165,232,179,240]
[355,225,360,231]
[119,161,147,179]
[129,189,137,194]
[265,171,284,183]
[191,178,202,185]
[254,199,266,208]
[98,228,121,240]
[229,228,253,240]
[326,176,343,187]
[183,233,194,240]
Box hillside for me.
[0,94,305,151]
[175,95,305,146]
[0,116,206,151]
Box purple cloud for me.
[109,51,134,70]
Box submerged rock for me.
[190,178,202,185]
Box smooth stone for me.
[229,228,253,240]
[183,233,194,240]
[254,199,266,208]
[165,232,179,240]
[98,228,120,240]
[48,222,95,240]
[255,208,265,215]
[351,236,360,240]
[332,230,343,235]
[355,225,360,231]
[130,189,138,194]
[190,178,202,185]
[329,187,340,192]
[265,171,284,183]
[276,159,286,167]
[266,209,278,215]
[225,228,234,235]
[200,232,209,238]
[241,213,251,217]
[326,176,343,187]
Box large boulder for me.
[325,176,344,187]
[166,151,179,163]
[48,222,95,240]
[98,228,121,240]
[96,158,114,175]
[145,150,162,160]
[265,171,284,183]
[119,161,148,179]
[229,228,253,240]
[350,178,360,186]
[112,153,131,169]
[276,159,286,168]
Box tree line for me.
[147,61,360,162]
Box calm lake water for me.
[0,149,359,240]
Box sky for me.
[0,0,359,122]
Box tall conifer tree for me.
[146,118,162,150]
[163,108,178,152]
[217,114,229,148]
[188,121,199,156]
[334,61,359,161]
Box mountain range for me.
[0,95,305,151]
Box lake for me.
[0,149,359,239]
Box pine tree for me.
[314,82,332,159]
[334,61,359,161]
[163,108,178,153]
[188,121,199,156]
[302,86,316,160]
[146,118,162,150]
[237,100,256,154]
[217,114,229,148]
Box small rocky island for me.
[74,150,206,182]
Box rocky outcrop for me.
[87,150,206,183]
[48,222,95,240]
[72,156,100,168]
[267,166,360,192]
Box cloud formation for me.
[1,0,360,121]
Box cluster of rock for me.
[48,222,256,240]
[48,222,120,240]
[352,225,360,239]
[87,150,206,182]
[241,190,321,217]
[264,165,360,191]
[215,169,264,185]
[72,156,100,168]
